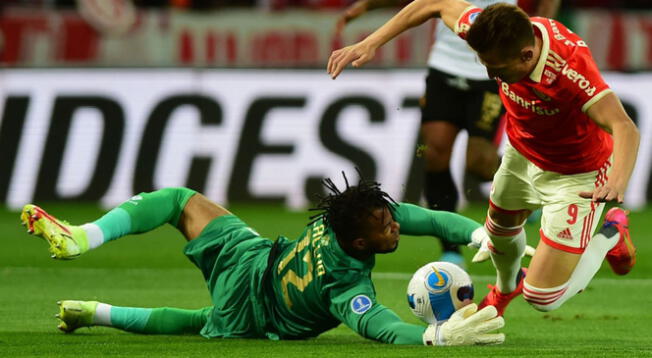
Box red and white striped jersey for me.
[455,7,613,174]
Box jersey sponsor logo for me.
[351,295,373,314]
[561,64,597,96]
[549,19,588,48]
[557,228,574,240]
[501,82,560,116]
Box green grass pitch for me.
[1,203,651,357]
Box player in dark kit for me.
[22,174,505,346]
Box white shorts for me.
[489,143,612,254]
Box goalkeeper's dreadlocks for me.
[310,171,398,245]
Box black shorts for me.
[421,68,504,140]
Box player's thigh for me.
[179,193,232,240]
[466,136,499,180]
[420,69,466,168]
[462,81,503,179]
[489,144,540,226]
[537,171,606,253]
[526,241,581,287]
[463,82,503,143]
[528,171,606,286]
[421,121,459,168]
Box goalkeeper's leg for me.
[57,300,210,334]
[84,187,199,250]
[23,187,231,258]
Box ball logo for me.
[351,295,372,315]
[425,266,451,293]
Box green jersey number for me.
[277,224,325,308]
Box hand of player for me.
[422,304,505,346]
[468,227,536,263]
[334,0,369,37]
[579,181,626,203]
[327,41,377,79]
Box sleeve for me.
[328,277,425,345]
[391,203,480,245]
[571,50,612,113]
[454,6,482,40]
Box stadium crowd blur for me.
[1,0,651,11]
[0,0,651,69]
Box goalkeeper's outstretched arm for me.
[357,304,505,345]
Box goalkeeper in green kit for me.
[21,174,509,346]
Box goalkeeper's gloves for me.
[468,227,536,263]
[422,304,505,346]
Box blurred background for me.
[2,4,652,355]
[1,0,651,212]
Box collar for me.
[529,21,550,83]
[328,228,375,271]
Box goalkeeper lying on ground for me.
[21,173,519,346]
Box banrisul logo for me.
[351,295,372,314]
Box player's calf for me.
[522,281,570,312]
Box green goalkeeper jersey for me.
[260,202,480,344]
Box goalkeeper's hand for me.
[422,304,505,346]
[468,227,536,263]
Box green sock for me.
[110,306,152,332]
[92,187,196,243]
[110,306,210,334]
[142,307,211,334]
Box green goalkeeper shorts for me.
[183,214,274,339]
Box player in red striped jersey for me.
[327,0,639,315]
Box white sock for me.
[563,229,619,297]
[81,223,104,250]
[485,217,526,293]
[524,229,619,311]
[94,303,112,326]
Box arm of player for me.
[329,277,504,345]
[327,0,471,79]
[334,0,407,37]
[392,203,535,262]
[359,303,505,345]
[580,93,640,203]
[392,203,480,244]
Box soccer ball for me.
[406,261,474,324]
